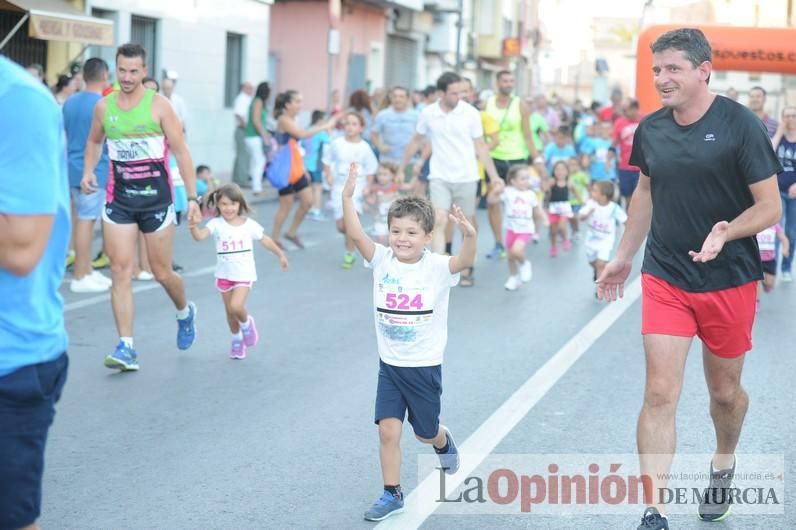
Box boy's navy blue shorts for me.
[374,360,442,440]
[0,353,68,530]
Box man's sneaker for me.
[229,338,247,360]
[504,275,522,291]
[342,253,356,269]
[637,507,668,529]
[91,251,110,269]
[698,456,736,522]
[486,244,506,259]
[437,426,460,475]
[70,274,109,293]
[241,316,259,347]
[364,490,404,521]
[91,270,112,287]
[783,271,793,283]
[176,302,197,350]
[308,208,326,221]
[104,341,139,371]
[519,261,533,282]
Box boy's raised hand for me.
[342,163,358,199]
[448,204,476,237]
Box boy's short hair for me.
[556,125,571,136]
[196,164,210,175]
[388,196,435,233]
[594,180,614,198]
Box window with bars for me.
[130,15,158,77]
[225,32,244,108]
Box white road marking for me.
[376,276,643,529]
[63,266,216,313]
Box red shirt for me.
[613,116,641,171]
[598,105,621,123]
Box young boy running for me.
[342,163,476,522]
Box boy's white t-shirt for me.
[501,186,538,234]
[323,137,378,213]
[205,217,265,281]
[366,244,460,367]
[581,199,627,248]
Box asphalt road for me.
[42,199,794,529]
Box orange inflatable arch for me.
[636,25,796,114]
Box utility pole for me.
[455,0,464,71]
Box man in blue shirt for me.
[63,57,112,294]
[0,56,70,530]
[371,86,419,164]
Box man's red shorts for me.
[641,273,757,358]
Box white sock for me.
[176,304,191,320]
[232,331,242,340]
[120,337,133,348]
[239,318,250,331]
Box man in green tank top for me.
[82,43,200,372]
[484,70,537,259]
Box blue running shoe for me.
[177,301,197,350]
[486,243,506,259]
[364,490,404,521]
[104,341,139,371]
[437,426,460,475]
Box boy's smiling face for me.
[389,216,432,263]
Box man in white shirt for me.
[232,81,254,186]
[161,77,189,132]
[399,72,499,261]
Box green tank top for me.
[486,96,529,161]
[103,88,171,211]
[245,99,267,137]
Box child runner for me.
[545,160,576,257]
[756,223,789,306]
[367,161,401,245]
[568,156,590,240]
[579,180,627,296]
[323,111,379,269]
[304,110,332,221]
[341,163,475,522]
[188,184,288,359]
[487,164,543,290]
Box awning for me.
[0,0,114,47]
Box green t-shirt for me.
[530,113,549,152]
[570,170,590,206]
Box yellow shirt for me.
[478,111,500,183]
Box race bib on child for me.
[215,234,254,264]
[756,228,777,253]
[375,275,434,343]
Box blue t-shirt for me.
[63,90,110,188]
[543,143,577,173]
[0,57,70,376]
[580,137,616,181]
[373,107,419,162]
[302,130,331,174]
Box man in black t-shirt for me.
[596,29,783,530]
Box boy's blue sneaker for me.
[104,341,139,371]
[486,243,506,259]
[437,427,460,475]
[364,490,404,521]
[176,301,197,350]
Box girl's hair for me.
[142,76,159,91]
[349,89,372,113]
[255,82,271,103]
[55,74,72,92]
[552,160,569,179]
[344,110,365,128]
[310,109,326,125]
[379,160,399,176]
[207,183,251,216]
[274,90,299,118]
[506,164,528,185]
